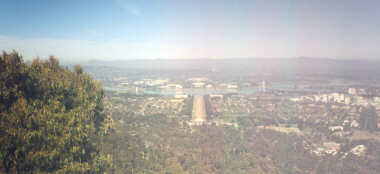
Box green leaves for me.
[0,51,111,173]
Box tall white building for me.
[344,96,351,105]
[348,88,357,95]
[262,80,266,93]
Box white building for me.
[348,88,357,95]
[355,96,369,106]
[210,94,223,99]
[262,80,266,92]
[345,96,351,105]
[330,93,345,103]
[166,84,183,89]
[329,126,344,132]
[206,84,214,88]
[350,145,367,156]
[350,120,359,128]
[120,82,129,86]
[133,80,145,85]
[227,84,238,89]
[192,82,205,88]
[147,79,169,86]
[358,88,367,95]
[374,97,380,103]
[175,94,188,99]
[187,77,208,82]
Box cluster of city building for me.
[291,87,380,115]
[109,76,268,92]
[103,73,380,160]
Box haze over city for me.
[1,0,380,61]
[1,1,380,174]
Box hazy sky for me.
[1,0,380,61]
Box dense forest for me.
[103,103,380,174]
[0,51,111,173]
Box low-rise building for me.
[348,88,357,95]
[350,145,367,156]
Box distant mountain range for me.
[80,57,380,80]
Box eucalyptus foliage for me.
[0,51,111,173]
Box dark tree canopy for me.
[0,51,111,173]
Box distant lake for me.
[102,83,326,96]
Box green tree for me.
[0,51,111,173]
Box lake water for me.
[104,83,304,96]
